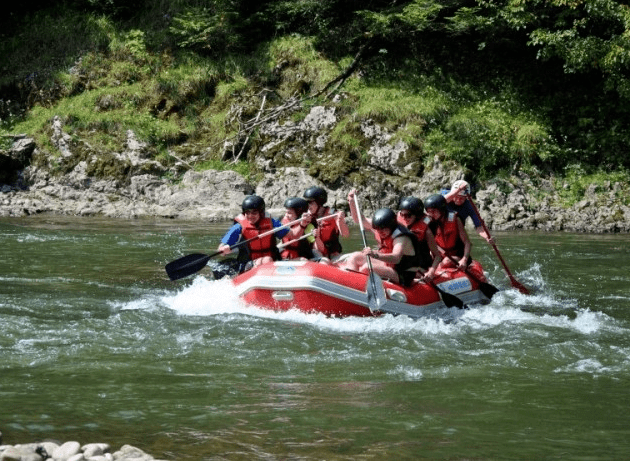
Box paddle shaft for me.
[165,212,339,280]
[352,195,386,312]
[444,254,499,299]
[203,212,337,256]
[277,232,314,249]
[353,196,377,277]
[466,194,530,294]
[413,265,466,309]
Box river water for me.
[1,215,629,460]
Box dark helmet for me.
[284,197,309,217]
[424,194,447,212]
[242,195,265,214]
[303,186,328,206]
[372,208,398,231]
[398,196,424,216]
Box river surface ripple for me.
[1,216,629,460]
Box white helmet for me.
[450,180,470,196]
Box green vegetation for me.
[1,0,630,197]
[556,164,630,207]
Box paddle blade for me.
[433,284,466,309]
[165,253,211,281]
[510,277,531,295]
[366,272,387,312]
[479,281,500,299]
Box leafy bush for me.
[169,4,241,56]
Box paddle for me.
[165,213,339,281]
[444,254,499,299]
[466,194,531,295]
[277,232,314,249]
[165,216,305,281]
[427,280,467,309]
[353,194,387,312]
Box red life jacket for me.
[433,211,464,257]
[234,213,278,260]
[314,207,342,257]
[280,217,314,260]
[405,215,431,241]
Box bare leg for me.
[343,251,367,271]
[359,260,399,283]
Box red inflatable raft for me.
[232,260,492,320]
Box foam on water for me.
[160,276,246,316]
[113,259,628,342]
[150,275,460,335]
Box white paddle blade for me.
[367,272,387,312]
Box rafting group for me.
[167,180,529,293]
[218,182,491,285]
[165,181,531,316]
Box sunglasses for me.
[399,211,414,218]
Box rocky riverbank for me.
[2,159,629,234]
[2,113,629,233]
[0,437,154,461]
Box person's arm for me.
[475,225,495,244]
[313,227,326,254]
[423,229,441,280]
[282,213,312,240]
[443,188,457,204]
[464,200,482,228]
[272,217,296,239]
[444,182,469,203]
[218,223,242,255]
[464,200,495,244]
[347,189,372,230]
[336,210,350,237]
[368,236,406,265]
[456,217,472,269]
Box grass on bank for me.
[2,7,629,204]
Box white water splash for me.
[125,262,625,339]
[160,276,245,316]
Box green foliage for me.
[0,9,111,88]
[357,0,443,38]
[423,100,553,177]
[11,83,182,154]
[195,158,250,178]
[3,0,630,190]
[556,164,630,206]
[346,81,449,127]
[265,35,340,96]
[110,29,149,62]
[169,3,241,56]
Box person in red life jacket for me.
[278,197,315,260]
[396,196,442,282]
[344,190,422,286]
[303,186,350,262]
[442,180,494,245]
[217,195,310,271]
[424,193,488,283]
